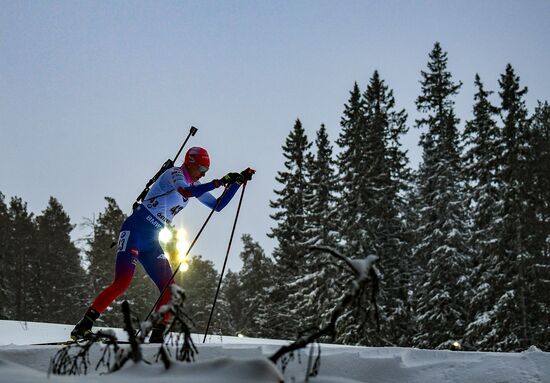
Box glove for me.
[240,168,256,182]
[220,172,245,186]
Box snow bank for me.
[1,320,549,383]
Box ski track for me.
[0,321,549,383]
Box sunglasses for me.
[198,165,209,174]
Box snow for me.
[1,320,549,383]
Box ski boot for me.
[70,307,100,341]
[148,323,167,343]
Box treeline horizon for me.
[1,42,548,352]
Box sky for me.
[1,0,549,272]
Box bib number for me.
[170,205,183,216]
[117,231,130,252]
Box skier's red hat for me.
[184,147,210,169]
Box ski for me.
[32,339,132,346]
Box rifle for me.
[132,126,198,210]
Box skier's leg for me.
[71,249,137,339]
[89,249,137,313]
[139,248,175,312]
[139,248,175,343]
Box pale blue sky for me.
[1,0,549,271]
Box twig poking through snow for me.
[269,246,379,364]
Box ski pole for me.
[136,186,229,336]
[203,181,248,343]
[173,126,198,162]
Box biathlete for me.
[71,147,253,342]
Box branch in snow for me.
[269,247,379,364]
[153,284,198,364]
[49,330,120,376]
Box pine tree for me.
[34,197,87,323]
[237,234,276,338]
[461,75,504,348]
[528,101,550,350]
[488,64,541,350]
[179,254,219,335]
[269,119,311,338]
[412,42,470,349]
[336,83,368,256]
[333,82,376,345]
[219,270,244,336]
[295,125,340,334]
[0,192,11,319]
[0,192,12,320]
[361,71,412,346]
[6,197,37,321]
[334,72,412,346]
[304,125,338,245]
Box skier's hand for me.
[240,168,256,182]
[221,172,245,186]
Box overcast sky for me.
[1,0,549,272]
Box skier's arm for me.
[197,169,254,211]
[166,167,221,198]
[197,183,241,212]
[177,180,222,199]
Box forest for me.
[1,42,548,352]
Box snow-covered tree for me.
[34,197,87,323]
[486,64,542,351]
[218,270,244,336]
[334,72,413,346]
[461,75,503,348]
[0,193,10,319]
[293,125,340,333]
[361,71,412,346]
[528,101,550,350]
[237,234,276,338]
[6,197,37,321]
[179,254,219,334]
[269,119,311,338]
[412,42,470,349]
[336,83,368,256]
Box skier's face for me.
[187,164,208,182]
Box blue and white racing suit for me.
[90,165,240,314]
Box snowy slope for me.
[0,320,549,383]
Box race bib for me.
[117,231,130,252]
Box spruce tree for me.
[35,197,86,323]
[219,270,244,336]
[179,254,219,335]
[336,83,368,256]
[528,101,550,350]
[269,119,311,338]
[334,72,412,346]
[461,75,504,348]
[6,197,37,321]
[488,64,540,350]
[237,234,275,338]
[361,71,412,346]
[412,42,470,349]
[0,193,12,319]
[295,125,340,334]
[303,125,338,245]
